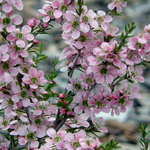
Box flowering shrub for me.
[0,0,150,149]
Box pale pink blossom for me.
[22,67,47,89]
[108,0,127,13]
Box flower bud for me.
[60,108,66,114]
[52,91,55,94]
[49,81,53,84]
[27,18,37,28]
[33,39,39,44]
[42,23,48,28]
[59,93,65,99]
[63,101,67,105]
[67,111,73,116]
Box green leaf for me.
[39,41,43,54]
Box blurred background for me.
[7,0,150,149]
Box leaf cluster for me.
[29,42,48,64]
[42,57,59,100]
[117,22,136,50]
[137,124,150,150]
[99,139,121,150]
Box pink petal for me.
[65,133,74,142]
[18,137,27,146]
[33,109,42,116]
[120,105,126,113]
[21,25,31,34]
[12,15,23,25]
[126,101,133,107]
[1,54,9,61]
[5,107,12,115]
[10,67,18,76]
[71,30,80,39]
[121,2,127,7]
[29,67,37,77]
[12,95,20,102]
[30,84,38,89]
[65,11,74,22]
[10,130,18,135]
[22,98,30,107]
[136,76,145,83]
[22,77,30,84]
[113,58,121,66]
[80,22,90,33]
[108,3,115,10]
[106,74,113,83]
[6,34,16,41]
[131,85,139,93]
[43,16,50,22]
[75,41,83,49]
[88,98,95,106]
[52,0,60,8]
[96,75,104,83]
[62,22,72,32]
[90,20,98,28]
[134,93,141,98]
[54,10,62,19]
[56,141,65,149]
[16,39,25,48]
[30,125,37,132]
[87,56,99,65]
[115,109,120,116]
[20,50,28,57]
[47,128,56,137]
[20,115,28,122]
[75,130,86,142]
[15,1,23,10]
[113,91,119,99]
[4,72,13,83]
[125,59,134,65]
[30,141,39,148]
[0,70,5,77]
[0,45,8,54]
[104,15,113,22]
[6,25,15,32]
[2,3,12,13]
[24,34,34,41]
[74,106,83,114]
[117,6,122,13]
[37,71,44,78]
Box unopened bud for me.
[42,23,48,28]
[33,39,39,44]
[60,108,66,114]
[63,101,67,105]
[27,18,36,28]
[49,81,53,84]
[59,93,65,99]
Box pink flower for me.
[101,22,119,37]
[37,3,54,22]
[7,25,34,49]
[22,67,47,89]
[108,0,127,13]
[97,10,113,23]
[128,66,145,83]
[18,136,27,146]
[0,45,9,62]
[27,18,40,28]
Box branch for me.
[55,116,68,132]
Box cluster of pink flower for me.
[0,0,149,149]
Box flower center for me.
[100,68,107,74]
[31,77,38,84]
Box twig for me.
[54,109,60,129]
[55,116,68,132]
